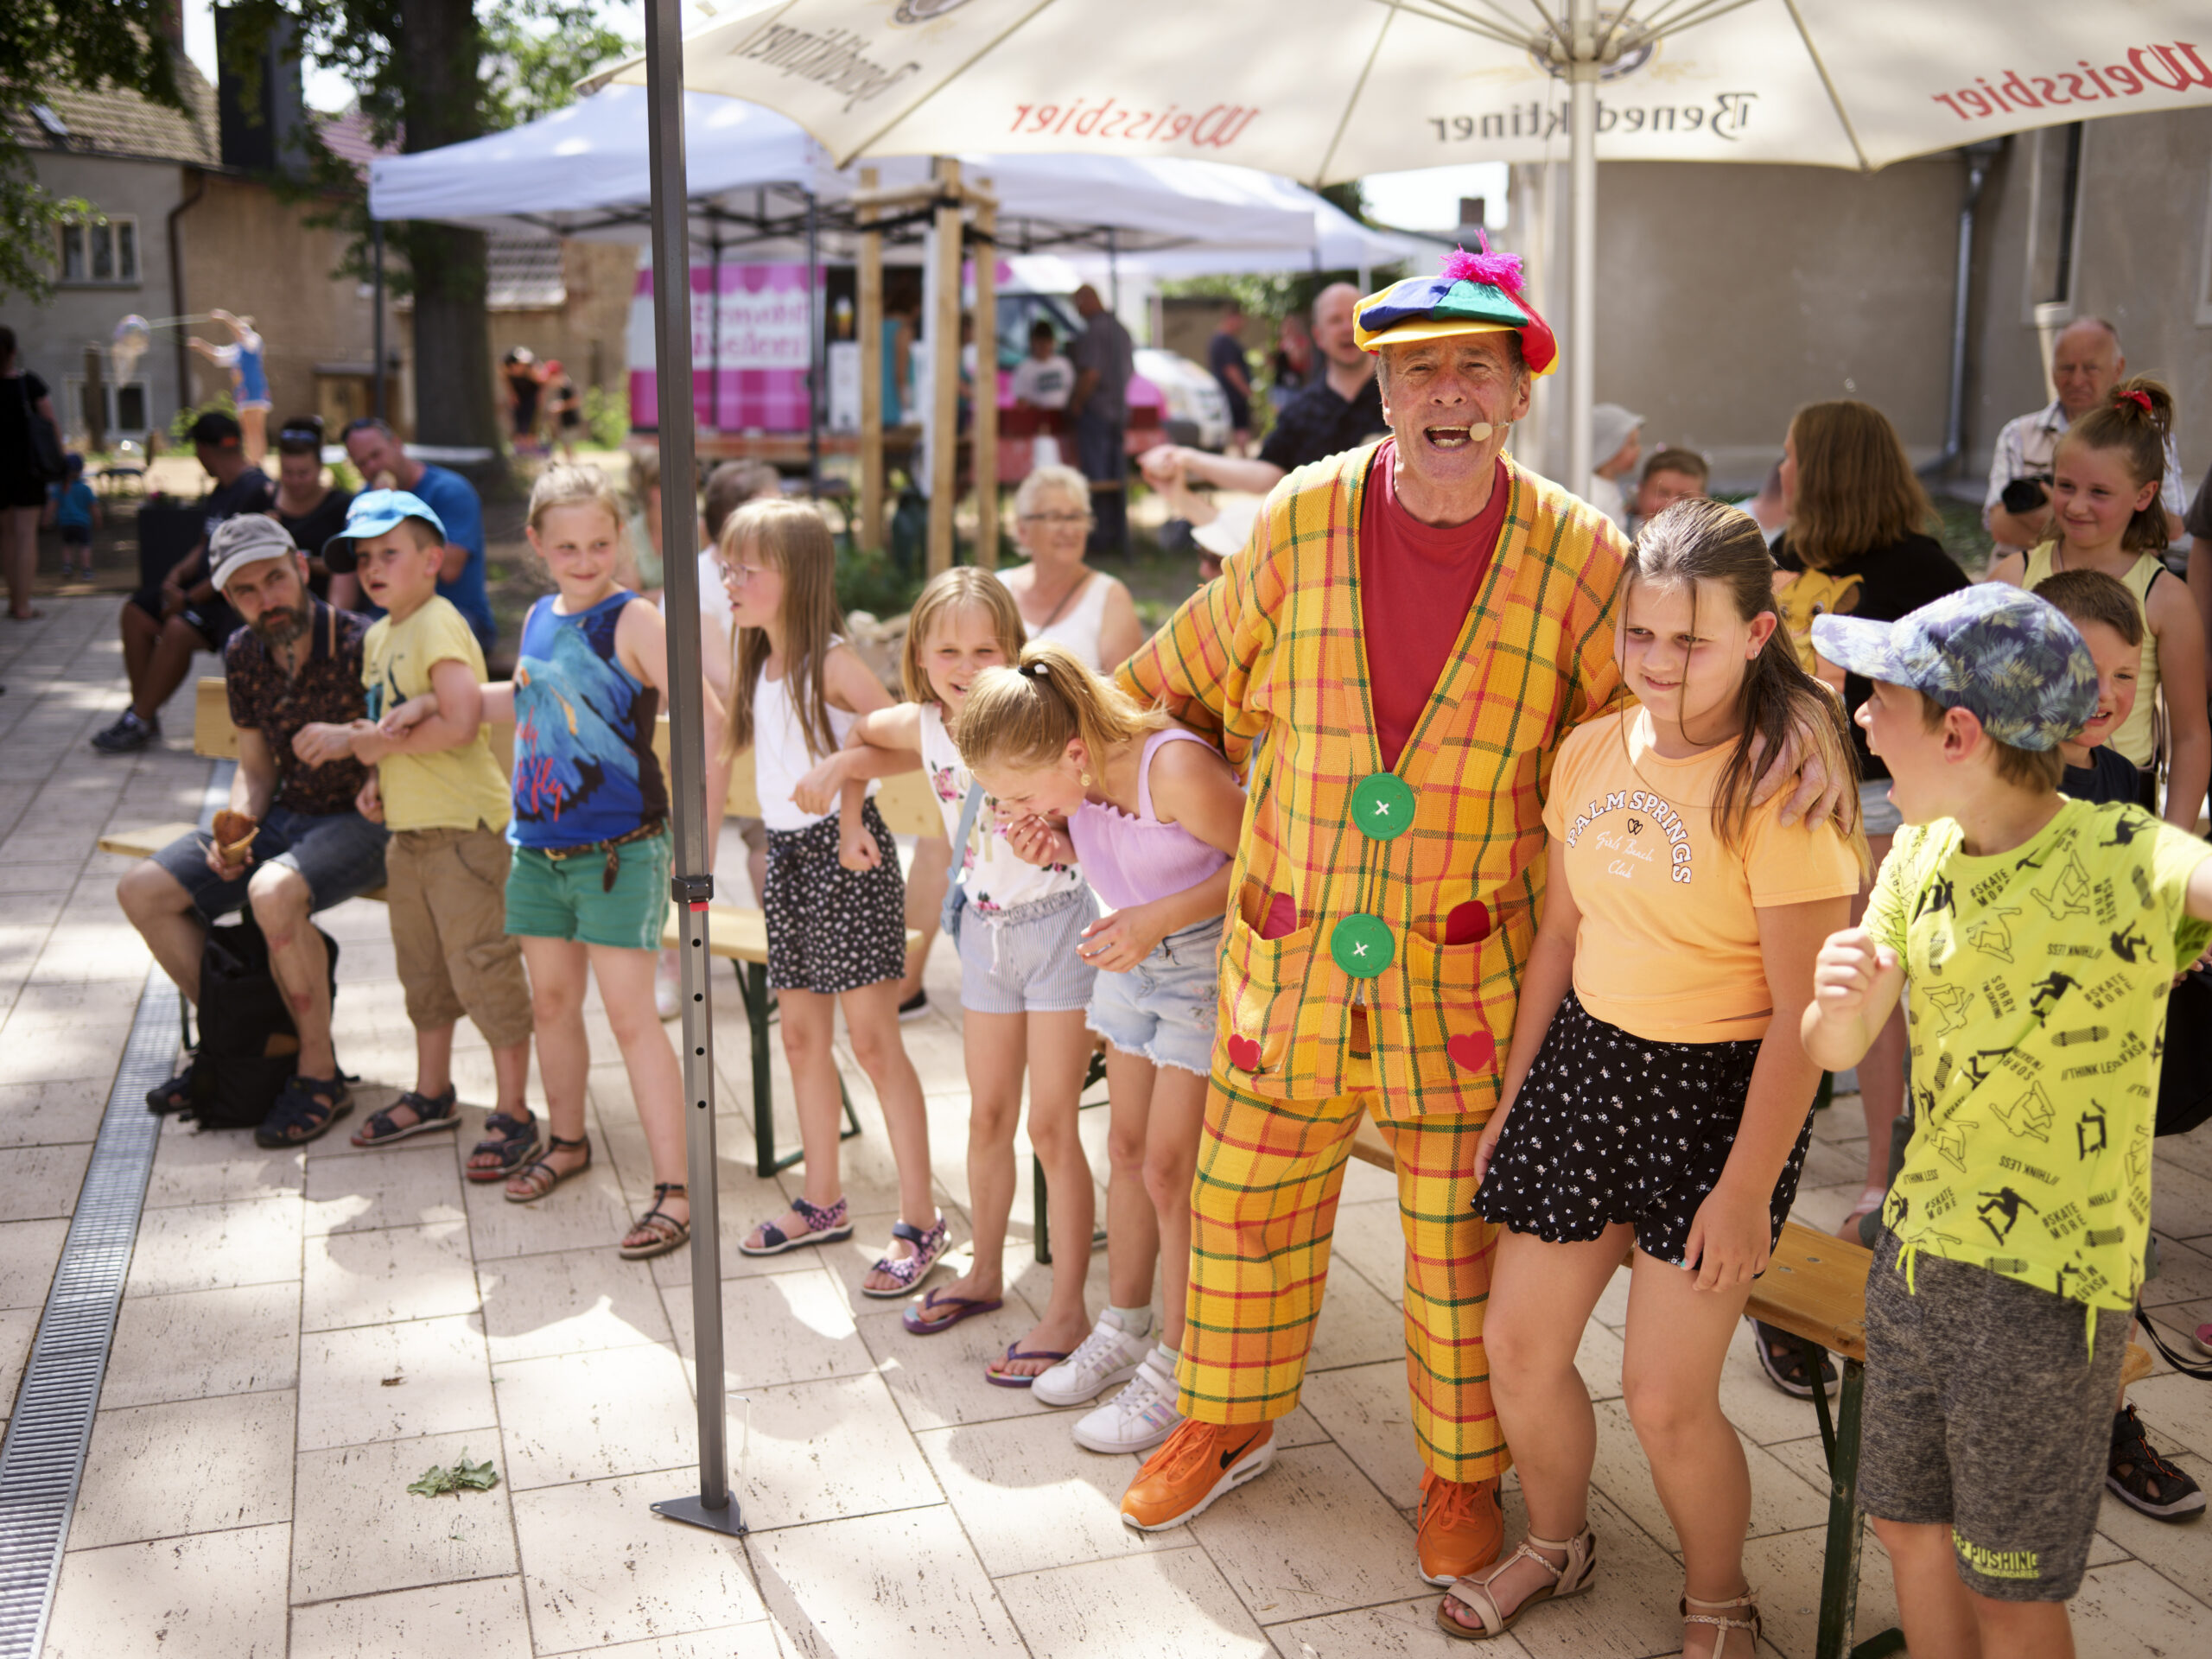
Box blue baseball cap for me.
[1811,583,2099,753]
[322,489,447,573]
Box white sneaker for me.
[1031,1312,1152,1408]
[654,948,681,1020]
[1073,1348,1185,1453]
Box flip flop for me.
[901,1287,1003,1336]
[985,1344,1073,1388]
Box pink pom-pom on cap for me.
[1440,232,1524,297]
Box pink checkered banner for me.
[627,261,822,433]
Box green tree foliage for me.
[0,2,188,302]
[219,1,635,454]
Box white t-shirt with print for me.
[918,703,1085,913]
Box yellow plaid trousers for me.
[1177,1054,1505,1481]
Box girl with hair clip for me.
[1440,499,1864,1653]
[721,499,945,1298]
[953,642,1247,1451]
[793,569,1103,1374]
[1991,378,2209,829]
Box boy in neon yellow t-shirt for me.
[1803,584,2212,1658]
[327,491,536,1156]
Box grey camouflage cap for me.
[1810,582,2099,753]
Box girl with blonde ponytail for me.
[1992,378,2209,828]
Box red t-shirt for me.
[1261,442,1510,940]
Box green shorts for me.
[505,830,671,952]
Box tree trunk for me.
[395,0,498,464]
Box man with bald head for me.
[1139,280,1387,527]
[1986,317,2186,554]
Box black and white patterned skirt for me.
[763,799,908,995]
[1472,991,1815,1268]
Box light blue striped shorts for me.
[957,886,1100,1015]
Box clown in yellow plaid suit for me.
[1111,250,1630,1571]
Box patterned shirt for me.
[223,601,374,817]
[1120,448,1629,1118]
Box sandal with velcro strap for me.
[467,1111,543,1183]
[1436,1525,1598,1640]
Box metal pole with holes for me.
[638,0,740,1539]
[1566,0,1597,499]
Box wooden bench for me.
[101,677,946,1178]
[1349,1121,2153,1659]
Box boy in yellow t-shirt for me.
[327,491,535,1154]
[1803,584,2212,1657]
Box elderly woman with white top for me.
[996,464,1144,672]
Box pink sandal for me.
[860,1212,950,1300]
[737,1193,852,1256]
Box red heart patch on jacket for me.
[1446,1032,1496,1072]
[1226,1034,1262,1071]
[1445,900,1491,944]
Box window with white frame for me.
[57,217,139,286]
[60,377,151,440]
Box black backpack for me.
[2156,965,2212,1140]
[181,914,340,1129]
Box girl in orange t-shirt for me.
[1440,499,1862,1654]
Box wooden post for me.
[926,156,963,575]
[857,166,883,553]
[972,181,999,569]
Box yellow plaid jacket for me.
[1121,445,1628,1120]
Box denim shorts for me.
[152,805,389,921]
[505,830,671,953]
[1859,774,1904,838]
[1086,917,1223,1077]
[957,886,1099,1015]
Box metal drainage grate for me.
[0,973,176,1656]
[0,762,224,1656]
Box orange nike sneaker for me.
[1417,1470,1504,1586]
[1120,1417,1276,1531]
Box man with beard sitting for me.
[116,515,391,1116]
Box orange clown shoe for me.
[1120,1418,1275,1531]
[1352,235,1558,375]
[1417,1468,1506,1586]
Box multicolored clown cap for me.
[1353,239,1558,375]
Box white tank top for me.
[752,655,866,831]
[918,704,1086,912]
[1001,567,1110,671]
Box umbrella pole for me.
[1567,0,1597,497]
[639,0,741,1541]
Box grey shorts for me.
[957,886,1099,1015]
[1859,774,1904,838]
[1859,1231,2129,1601]
[1086,917,1222,1077]
[151,805,390,922]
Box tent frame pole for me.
[1567,0,1597,497]
[858,168,884,552]
[638,0,741,1541]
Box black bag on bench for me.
[181,914,340,1130]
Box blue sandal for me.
[738,1193,852,1256]
[352,1086,459,1148]
[861,1213,951,1300]
[467,1111,543,1183]
[254,1073,353,1147]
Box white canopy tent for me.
[366,83,1397,264]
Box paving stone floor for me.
[2,596,2206,1656]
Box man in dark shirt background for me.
[94,410,274,753]
[1141,283,1386,546]
[1207,301,1255,455]
[1068,283,1137,558]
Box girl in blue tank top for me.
[470,465,722,1263]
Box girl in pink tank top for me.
[954,642,1247,1457]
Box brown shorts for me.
[386,825,534,1048]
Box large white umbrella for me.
[609,0,2212,486]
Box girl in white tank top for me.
[717,499,947,1299]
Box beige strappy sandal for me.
[1681,1586,1762,1657]
[1434,1525,1598,1641]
